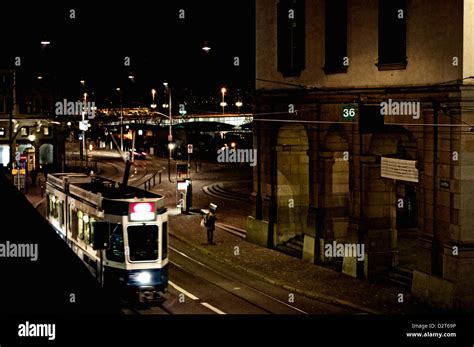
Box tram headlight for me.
[135,271,152,285]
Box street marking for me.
[168,281,199,301]
[201,302,226,315]
[169,244,309,314]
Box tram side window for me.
[77,211,84,240]
[71,209,78,240]
[106,224,125,263]
[162,222,168,260]
[59,202,64,227]
[84,217,95,245]
[48,195,60,221]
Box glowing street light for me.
[151,89,157,109]
[202,42,211,52]
[235,101,243,114]
[220,87,227,114]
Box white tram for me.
[45,173,168,301]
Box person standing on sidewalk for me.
[204,208,216,244]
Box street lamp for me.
[150,89,157,109]
[220,87,227,115]
[202,41,211,52]
[116,87,123,152]
[235,101,243,115]
[82,93,87,158]
[163,82,173,182]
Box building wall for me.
[251,0,474,310]
[256,0,463,90]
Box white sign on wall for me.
[381,157,419,183]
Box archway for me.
[275,123,309,247]
[39,144,54,165]
[365,126,419,276]
[319,124,350,265]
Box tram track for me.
[168,244,309,315]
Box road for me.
[60,150,359,315]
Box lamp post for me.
[164,82,173,182]
[81,92,87,160]
[116,87,123,152]
[235,101,243,115]
[220,87,227,115]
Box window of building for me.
[277,0,306,76]
[20,127,28,136]
[324,0,347,74]
[378,0,407,70]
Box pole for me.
[82,93,87,160]
[167,86,173,182]
[120,98,124,152]
[10,69,19,166]
[431,102,442,276]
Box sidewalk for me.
[169,211,430,314]
[22,173,46,209]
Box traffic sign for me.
[79,120,89,131]
[187,144,193,154]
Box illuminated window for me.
[78,211,84,240]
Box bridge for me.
[96,108,253,128]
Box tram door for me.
[396,183,417,229]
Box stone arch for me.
[39,144,54,165]
[275,123,309,244]
[319,125,351,261]
[363,126,419,274]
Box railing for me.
[142,170,162,191]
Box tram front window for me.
[127,225,159,262]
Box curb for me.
[169,230,382,314]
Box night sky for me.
[0,1,255,109]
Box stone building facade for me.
[247,0,474,309]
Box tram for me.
[45,173,168,302]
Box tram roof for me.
[50,173,163,201]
